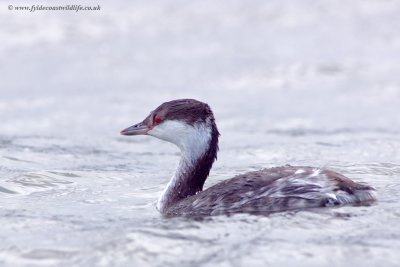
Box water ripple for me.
[0,171,76,195]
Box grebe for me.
[120,99,376,216]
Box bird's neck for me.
[156,121,219,213]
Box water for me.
[1,0,400,266]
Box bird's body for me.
[165,166,375,216]
[121,99,376,216]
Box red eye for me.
[154,116,162,125]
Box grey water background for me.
[1,0,400,266]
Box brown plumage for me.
[121,99,377,216]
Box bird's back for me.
[165,165,377,216]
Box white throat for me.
[147,120,212,212]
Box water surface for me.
[1,1,400,266]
